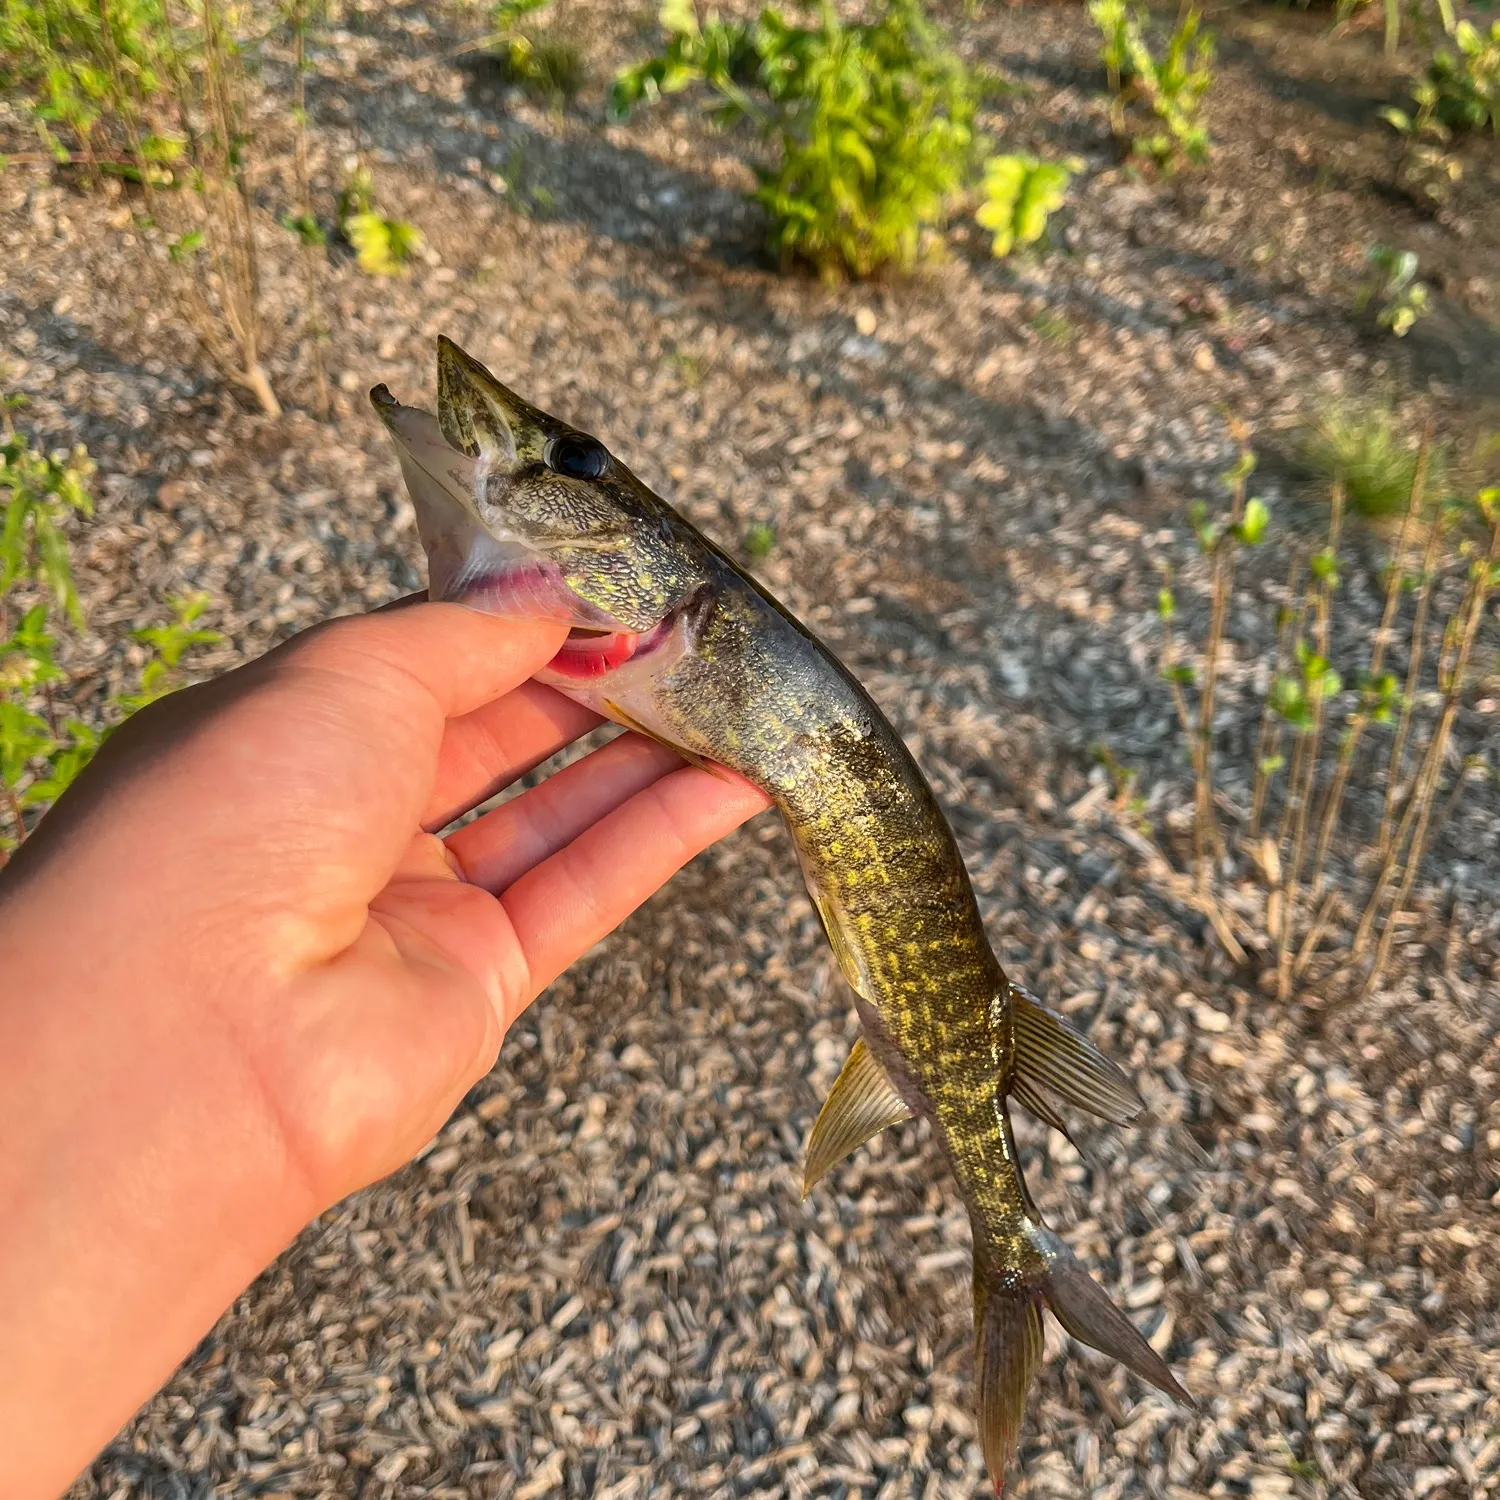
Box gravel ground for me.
[3,1,1499,1496]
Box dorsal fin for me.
[801,1038,912,1198]
[1009,984,1143,1127]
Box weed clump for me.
[1303,402,1448,518]
[0,400,220,858]
[975,153,1079,258]
[0,0,176,170]
[338,164,425,276]
[486,0,587,105]
[1354,245,1432,335]
[1,0,282,414]
[1090,0,1215,171]
[613,0,1051,281]
[1143,422,1499,1002]
[1426,19,1500,134]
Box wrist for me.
[0,878,315,1500]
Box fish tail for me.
[971,1224,1191,1492]
[971,1260,1046,1494]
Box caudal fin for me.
[1040,1236,1191,1406]
[972,1271,1046,1492]
[972,1228,1190,1492]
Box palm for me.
[182,603,771,1208]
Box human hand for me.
[0,601,770,1499]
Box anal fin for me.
[802,1038,912,1198]
[1010,984,1143,1127]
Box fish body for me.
[373,339,1190,1487]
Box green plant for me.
[1090,0,1214,170]
[1426,19,1500,133]
[975,152,1079,258]
[1030,306,1073,342]
[1154,436,1266,959]
[612,0,985,280]
[338,164,424,275]
[487,0,587,104]
[1,424,94,628]
[283,0,330,417]
[1353,488,1500,995]
[744,521,777,559]
[1145,420,1500,1002]
[1356,246,1432,335]
[1303,401,1449,517]
[1,0,283,415]
[1333,0,1455,60]
[0,412,220,858]
[1380,87,1462,211]
[0,0,180,171]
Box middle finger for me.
[446,731,686,892]
[423,680,603,830]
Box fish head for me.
[371,337,710,675]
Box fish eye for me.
[546,432,608,481]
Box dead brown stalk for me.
[1304,438,1430,906]
[1189,442,1253,896]
[1249,549,1302,841]
[290,0,330,418]
[102,0,281,416]
[1370,499,1447,870]
[1275,484,1344,1001]
[1359,503,1500,996]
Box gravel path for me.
[2,1,1497,1495]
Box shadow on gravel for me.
[312,36,769,273]
[0,293,213,456]
[454,53,770,268]
[1212,28,1398,131]
[1395,300,1500,393]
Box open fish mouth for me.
[546,617,678,679]
[369,378,682,680]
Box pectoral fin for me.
[802,1038,912,1198]
[794,849,871,1001]
[1009,984,1143,1127]
[601,699,732,781]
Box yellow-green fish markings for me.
[373,338,1192,1490]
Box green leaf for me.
[660,0,700,38]
[167,228,205,262]
[346,211,422,275]
[1234,495,1270,545]
[0,700,54,789]
[279,210,326,247]
[1309,546,1340,584]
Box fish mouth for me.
[545,616,677,680]
[371,372,677,680]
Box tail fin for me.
[972,1269,1046,1493]
[972,1227,1190,1492]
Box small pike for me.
[372,340,1191,1489]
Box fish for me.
[371,337,1192,1489]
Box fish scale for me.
[373,337,1194,1491]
